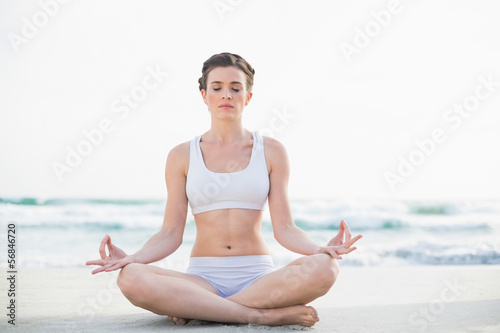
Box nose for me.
[222,88,232,99]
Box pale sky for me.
[1,0,499,201]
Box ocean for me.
[1,198,499,270]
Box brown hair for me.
[198,52,255,92]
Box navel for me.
[227,246,231,250]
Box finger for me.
[338,220,346,237]
[86,259,105,266]
[343,220,352,242]
[108,238,116,253]
[338,220,345,234]
[344,234,363,248]
[338,246,357,255]
[327,249,342,260]
[104,262,120,272]
[336,225,344,240]
[99,235,111,259]
[91,266,107,274]
[105,262,125,272]
[319,246,340,259]
[106,258,126,270]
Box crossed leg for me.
[117,253,338,327]
[228,253,339,308]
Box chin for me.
[211,109,241,119]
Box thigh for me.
[124,263,219,296]
[227,254,337,309]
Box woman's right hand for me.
[85,235,137,274]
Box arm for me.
[266,138,321,255]
[86,142,190,273]
[131,143,189,264]
[266,138,362,258]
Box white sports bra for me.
[186,131,270,215]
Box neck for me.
[207,119,248,143]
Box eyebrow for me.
[210,81,243,85]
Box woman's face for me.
[201,66,252,120]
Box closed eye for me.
[212,88,240,92]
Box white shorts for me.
[186,255,275,298]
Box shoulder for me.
[262,135,289,174]
[263,135,288,159]
[168,140,190,159]
[166,140,191,175]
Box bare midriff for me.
[190,208,270,257]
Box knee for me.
[117,263,144,302]
[327,257,340,285]
[308,254,340,293]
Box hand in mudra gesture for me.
[317,220,362,259]
[85,235,136,274]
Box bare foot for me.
[170,316,191,326]
[256,305,319,327]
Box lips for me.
[219,103,233,109]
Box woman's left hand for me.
[317,220,362,259]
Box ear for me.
[244,91,253,106]
[201,89,208,105]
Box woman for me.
[86,52,362,327]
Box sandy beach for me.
[1,265,499,332]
